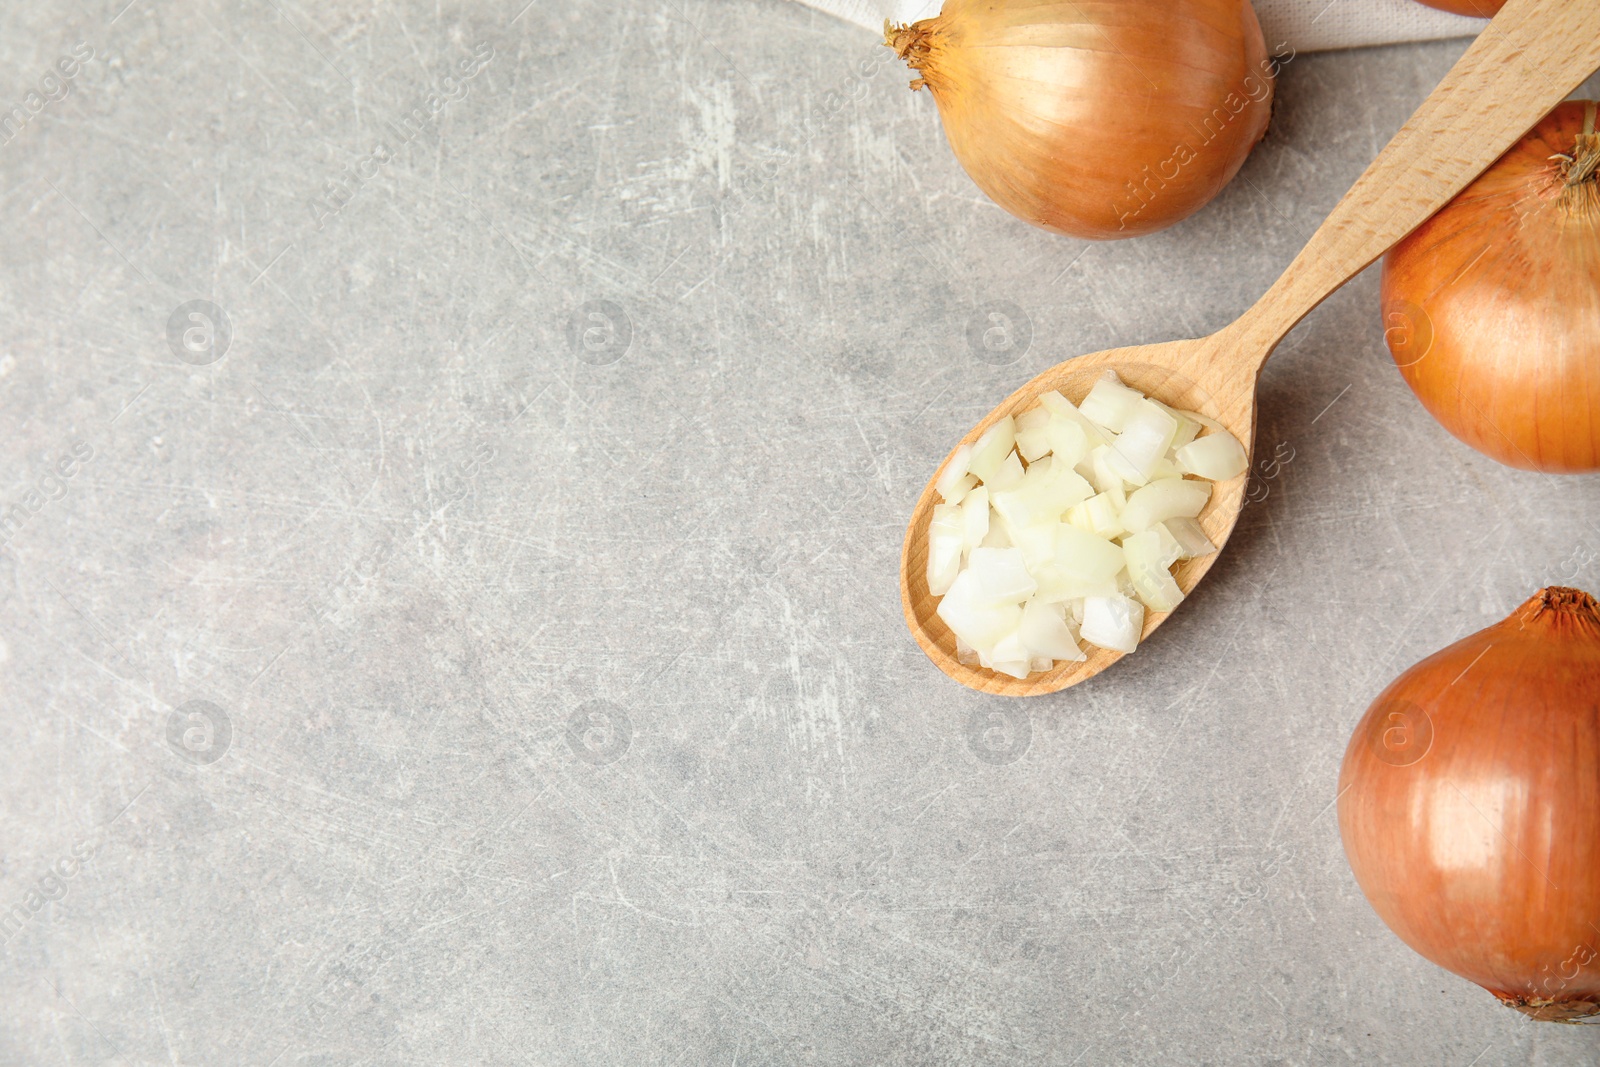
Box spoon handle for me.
[1240,0,1600,354]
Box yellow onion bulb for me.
[1338,588,1600,1022]
[1381,101,1600,472]
[887,0,1276,240]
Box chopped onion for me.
[967,418,1016,483]
[1032,562,1117,604]
[959,486,990,549]
[1015,424,1052,463]
[1111,400,1179,481]
[1044,416,1092,468]
[1037,390,1109,448]
[1175,431,1248,480]
[925,378,1237,676]
[1121,530,1185,612]
[937,570,1024,652]
[1149,526,1185,569]
[1016,407,1050,432]
[1160,517,1216,559]
[927,504,965,595]
[1120,478,1211,534]
[1162,403,1201,451]
[993,461,1094,538]
[942,473,979,505]
[936,443,973,502]
[1053,525,1125,584]
[1020,598,1086,662]
[967,546,1037,604]
[987,451,1025,491]
[986,632,1033,679]
[1011,524,1058,570]
[956,635,979,666]
[1080,594,1144,654]
[1149,457,1183,481]
[980,520,1012,550]
[1078,373,1144,433]
[1088,446,1130,494]
[1066,491,1126,540]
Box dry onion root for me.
[1338,588,1600,1022]
[887,0,1277,239]
[927,372,1245,679]
[1381,100,1600,471]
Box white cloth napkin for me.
[791,0,1488,53]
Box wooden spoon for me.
[901,0,1600,696]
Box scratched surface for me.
[1,1,1599,1063]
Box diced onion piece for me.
[1020,598,1085,662]
[959,486,990,549]
[967,417,1017,483]
[1121,477,1211,533]
[1122,530,1185,612]
[1080,594,1145,654]
[1160,402,1201,450]
[956,636,980,666]
[1078,374,1144,434]
[1149,458,1183,481]
[1088,446,1127,494]
[935,444,973,502]
[937,571,1024,656]
[1044,416,1091,468]
[942,473,979,505]
[1021,458,1086,506]
[1176,430,1248,481]
[1016,406,1050,433]
[1148,524,1185,569]
[1032,562,1118,603]
[1066,491,1126,540]
[980,516,1012,549]
[987,632,1033,679]
[1179,409,1227,435]
[1011,524,1057,570]
[1053,525,1125,584]
[1159,517,1216,559]
[1072,453,1097,488]
[1021,453,1059,483]
[987,451,1025,491]
[1111,399,1179,481]
[1015,424,1052,462]
[1037,390,1109,448]
[993,460,1094,539]
[966,546,1037,604]
[927,504,965,595]
[1101,445,1149,488]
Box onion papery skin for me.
[888,0,1275,240]
[1380,102,1600,472]
[1337,588,1600,1022]
[1414,0,1505,15]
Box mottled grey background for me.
[2,0,1599,1063]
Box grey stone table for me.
[2,0,1599,1063]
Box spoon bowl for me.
[902,335,1254,696]
[900,0,1600,695]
